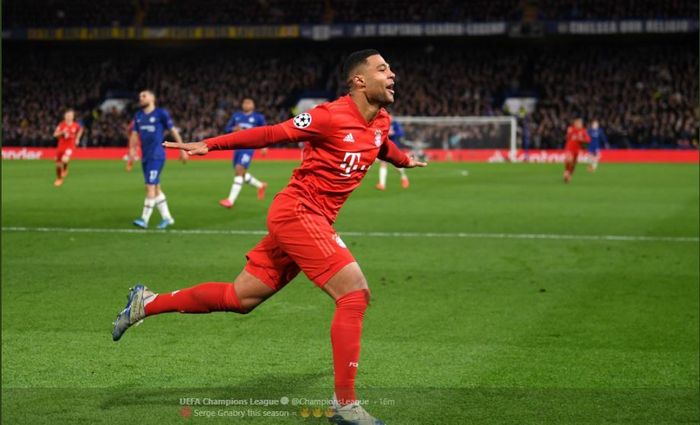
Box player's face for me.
[361,54,396,106]
[242,99,254,113]
[139,91,155,108]
[592,121,599,129]
[64,111,74,122]
[574,119,583,129]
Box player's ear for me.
[353,74,366,89]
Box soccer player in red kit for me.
[52,109,82,186]
[112,49,425,425]
[563,117,591,183]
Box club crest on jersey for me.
[374,130,382,146]
[293,113,312,129]
[149,117,156,123]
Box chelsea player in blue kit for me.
[587,119,608,172]
[129,90,185,229]
[376,119,409,190]
[218,98,268,209]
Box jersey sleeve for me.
[258,113,267,126]
[132,115,140,133]
[161,109,174,130]
[203,106,332,151]
[583,130,591,143]
[378,137,410,167]
[277,106,332,144]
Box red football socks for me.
[331,289,369,406]
[144,282,241,316]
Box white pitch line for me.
[2,226,698,243]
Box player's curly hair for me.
[342,49,380,89]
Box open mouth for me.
[387,83,395,95]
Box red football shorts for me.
[56,146,73,162]
[245,193,356,291]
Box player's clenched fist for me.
[163,141,209,155]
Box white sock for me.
[141,197,155,223]
[154,192,173,221]
[379,163,388,186]
[228,176,244,203]
[244,172,263,189]
[398,168,407,178]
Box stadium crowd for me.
[4,0,697,27]
[3,42,697,149]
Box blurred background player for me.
[587,119,608,172]
[219,98,268,209]
[376,119,409,190]
[563,117,591,183]
[130,89,183,229]
[52,109,82,187]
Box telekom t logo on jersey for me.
[340,152,367,177]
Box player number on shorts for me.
[149,170,158,182]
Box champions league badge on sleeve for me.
[293,113,312,129]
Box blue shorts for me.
[142,159,165,185]
[233,149,254,169]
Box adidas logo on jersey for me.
[343,133,355,143]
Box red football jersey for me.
[56,121,81,149]
[205,95,409,222]
[565,126,590,151]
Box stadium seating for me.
[4,0,697,28]
[3,39,696,149]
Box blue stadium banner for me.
[551,19,699,35]
[3,25,300,40]
[2,20,697,41]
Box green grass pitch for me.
[2,159,698,424]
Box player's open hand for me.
[405,154,427,168]
[163,141,209,156]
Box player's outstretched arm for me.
[165,108,331,155]
[163,141,210,155]
[164,123,296,155]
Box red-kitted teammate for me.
[563,117,591,183]
[52,109,82,186]
[111,49,426,425]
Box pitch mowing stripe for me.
[2,226,698,243]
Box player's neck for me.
[143,104,156,114]
[349,92,381,123]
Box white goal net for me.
[393,116,517,161]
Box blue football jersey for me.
[587,127,608,152]
[133,108,174,161]
[225,111,266,133]
[389,120,405,141]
